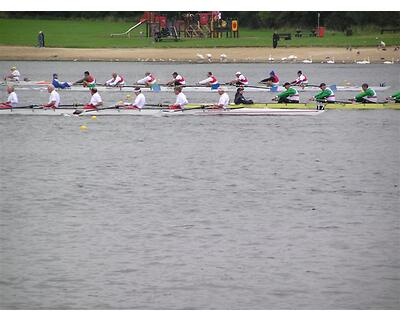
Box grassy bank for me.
[1,18,399,48]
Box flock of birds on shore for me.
[192,45,399,64]
[192,52,397,64]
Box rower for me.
[105,72,125,87]
[353,83,377,103]
[166,72,186,87]
[234,87,254,105]
[73,71,96,88]
[137,72,157,87]
[291,70,308,86]
[169,86,188,110]
[198,72,220,89]
[0,86,18,109]
[260,70,279,86]
[4,66,21,82]
[42,85,60,109]
[213,87,229,109]
[123,87,146,109]
[311,83,335,103]
[84,88,103,110]
[52,73,71,89]
[273,82,300,103]
[229,72,249,86]
[387,91,400,103]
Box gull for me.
[206,53,212,62]
[326,57,335,64]
[383,58,394,64]
[196,53,205,60]
[268,54,274,62]
[302,57,312,64]
[281,57,287,61]
[220,53,227,62]
[356,57,370,64]
[287,55,297,61]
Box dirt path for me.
[1,46,399,63]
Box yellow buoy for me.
[80,125,88,131]
[91,115,97,120]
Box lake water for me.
[0,61,399,309]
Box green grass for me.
[0,18,399,48]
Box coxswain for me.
[42,85,61,109]
[234,87,254,105]
[387,91,400,103]
[198,72,220,89]
[4,66,21,82]
[122,87,146,109]
[353,83,377,103]
[311,83,335,103]
[84,88,103,110]
[0,86,18,109]
[229,72,249,86]
[166,72,186,87]
[137,72,157,87]
[260,71,279,86]
[169,86,188,110]
[291,70,308,86]
[105,73,125,87]
[273,82,300,103]
[52,73,71,89]
[213,87,229,109]
[73,71,96,88]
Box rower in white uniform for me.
[198,72,220,89]
[4,66,21,82]
[42,85,60,109]
[0,86,18,108]
[291,70,308,86]
[169,86,188,110]
[122,87,146,109]
[214,87,230,109]
[137,72,157,87]
[105,73,125,87]
[166,72,186,87]
[84,88,103,110]
[229,72,249,85]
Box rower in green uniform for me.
[310,83,336,103]
[272,82,299,103]
[387,91,400,103]
[353,83,377,103]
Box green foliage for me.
[0,18,399,48]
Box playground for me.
[111,12,239,41]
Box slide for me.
[110,19,146,38]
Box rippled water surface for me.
[0,62,399,309]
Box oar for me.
[0,104,38,110]
[73,105,121,115]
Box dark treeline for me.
[2,11,400,30]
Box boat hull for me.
[0,103,397,116]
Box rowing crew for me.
[271,82,388,104]
[3,66,314,90]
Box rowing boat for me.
[0,105,325,116]
[1,102,398,116]
[1,81,391,93]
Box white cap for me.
[235,71,241,75]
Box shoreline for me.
[0,46,399,63]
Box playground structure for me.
[110,12,239,41]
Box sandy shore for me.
[0,46,399,63]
